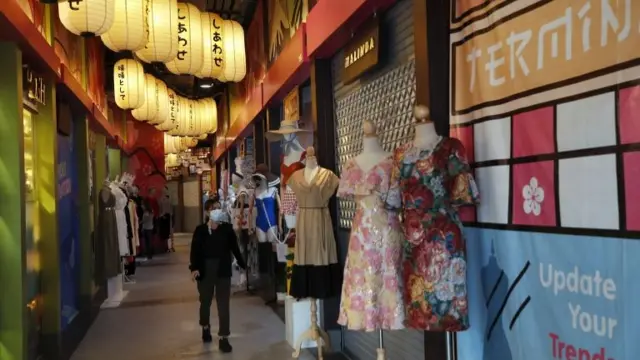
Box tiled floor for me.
[71,234,313,360]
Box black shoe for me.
[202,326,212,343]
[219,337,232,353]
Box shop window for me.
[23,108,43,359]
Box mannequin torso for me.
[413,121,441,151]
[355,137,390,173]
[304,158,319,184]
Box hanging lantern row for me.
[113,59,218,136]
[59,0,246,83]
[164,133,199,154]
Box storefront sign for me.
[343,18,380,84]
[451,1,640,359]
[23,65,46,110]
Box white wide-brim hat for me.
[264,119,310,142]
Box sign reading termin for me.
[342,18,380,84]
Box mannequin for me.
[250,168,281,244]
[288,146,341,360]
[413,105,441,150]
[389,105,479,336]
[99,178,127,307]
[337,121,404,360]
[355,120,390,171]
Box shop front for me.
[450,1,640,360]
[327,0,426,357]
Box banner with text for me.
[451,1,640,359]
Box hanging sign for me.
[342,17,380,84]
[23,64,46,110]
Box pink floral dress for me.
[336,156,405,331]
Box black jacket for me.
[189,223,246,278]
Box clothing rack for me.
[446,332,458,360]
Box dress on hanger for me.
[390,137,479,332]
[111,185,130,256]
[280,152,306,217]
[97,187,121,279]
[255,187,278,240]
[287,168,342,299]
[337,157,405,331]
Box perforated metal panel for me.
[335,61,416,228]
[332,0,425,358]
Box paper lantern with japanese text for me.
[168,96,190,136]
[135,0,179,63]
[148,78,169,125]
[219,19,246,83]
[164,3,204,75]
[59,0,115,36]
[155,88,180,131]
[101,0,148,52]
[196,12,224,79]
[131,74,159,122]
[113,59,146,110]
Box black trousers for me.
[197,259,231,336]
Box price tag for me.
[276,242,288,263]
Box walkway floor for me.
[71,234,313,360]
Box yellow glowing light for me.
[100,0,148,52]
[135,0,179,63]
[58,0,115,36]
[113,58,146,110]
[164,2,204,76]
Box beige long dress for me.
[287,167,343,299]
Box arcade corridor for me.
[70,235,312,360]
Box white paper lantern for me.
[197,134,208,140]
[199,98,217,133]
[182,137,198,149]
[135,0,179,63]
[164,133,182,154]
[58,0,115,36]
[156,88,180,131]
[194,101,206,135]
[165,3,204,75]
[196,12,225,79]
[167,96,187,135]
[113,59,146,110]
[219,19,246,83]
[186,99,199,136]
[131,74,159,122]
[101,0,148,52]
[149,79,169,125]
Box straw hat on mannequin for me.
[264,119,310,142]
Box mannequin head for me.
[363,120,377,137]
[306,146,317,168]
[413,104,431,123]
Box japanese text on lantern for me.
[177,9,188,61]
[67,0,82,11]
[211,17,224,70]
[143,0,151,44]
[117,64,126,101]
[453,0,640,113]
[169,92,176,119]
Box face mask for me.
[209,209,227,223]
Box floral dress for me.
[389,137,479,332]
[337,157,405,331]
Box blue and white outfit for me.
[255,187,279,243]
